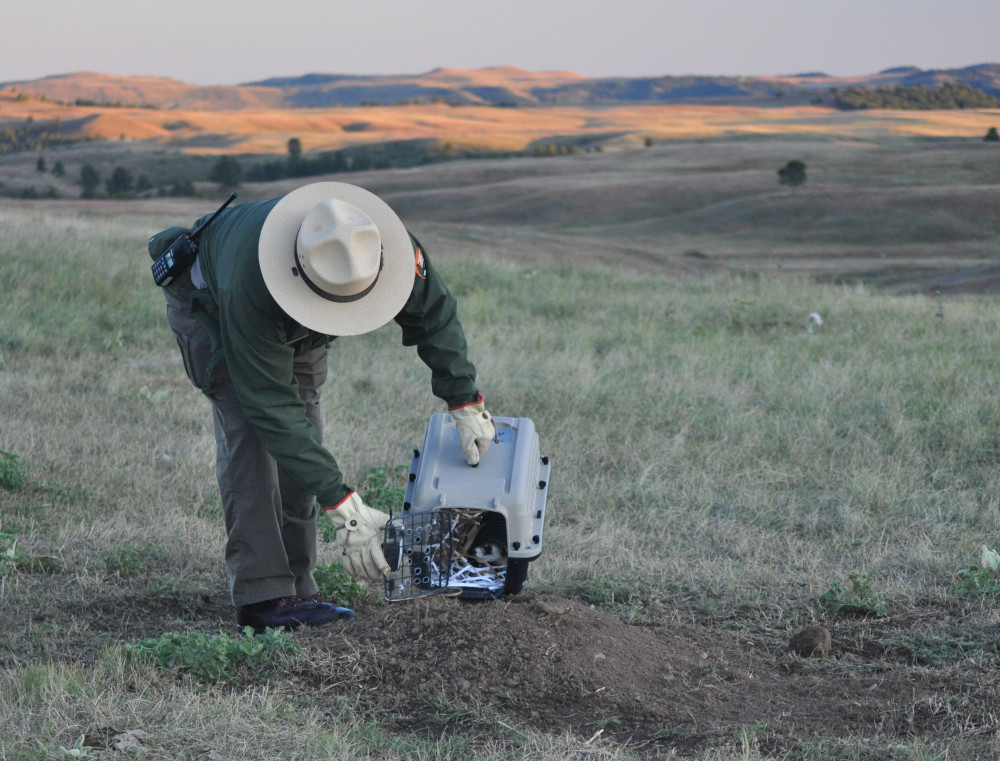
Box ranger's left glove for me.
[323,492,391,581]
[449,392,496,466]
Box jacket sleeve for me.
[394,238,479,407]
[216,287,352,507]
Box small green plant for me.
[138,385,169,404]
[955,545,1000,595]
[122,627,300,683]
[59,735,93,758]
[569,575,642,612]
[105,543,163,576]
[0,531,61,575]
[650,726,683,741]
[0,450,25,490]
[818,571,888,617]
[357,464,407,512]
[313,561,370,608]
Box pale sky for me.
[3,0,998,85]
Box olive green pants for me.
[164,269,325,607]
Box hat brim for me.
[259,182,415,336]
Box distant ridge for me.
[3,64,999,110]
[879,66,924,75]
[0,71,286,110]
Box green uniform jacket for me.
[149,198,479,507]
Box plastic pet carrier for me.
[382,414,551,601]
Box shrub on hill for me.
[778,160,807,187]
[104,166,133,197]
[832,82,1000,110]
[0,185,59,199]
[209,155,242,189]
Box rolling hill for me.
[4,64,1000,110]
[2,64,998,161]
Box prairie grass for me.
[2,654,640,761]
[2,172,1000,757]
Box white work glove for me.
[448,392,496,466]
[323,492,390,581]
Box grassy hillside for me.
[4,127,999,296]
[4,81,1000,158]
[3,183,1000,757]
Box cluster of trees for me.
[78,163,195,199]
[35,155,65,176]
[4,185,59,199]
[832,82,1000,110]
[238,137,478,184]
[72,98,157,109]
[532,143,581,156]
[208,155,242,188]
[0,119,66,154]
[239,135,593,185]
[243,140,352,183]
[17,132,606,201]
[1,154,65,198]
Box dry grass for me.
[4,136,1000,758]
[4,83,1000,155]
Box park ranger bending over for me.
[148,182,495,632]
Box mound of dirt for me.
[298,592,960,752]
[13,580,994,756]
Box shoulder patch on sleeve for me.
[414,246,428,280]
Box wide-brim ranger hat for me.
[259,182,415,336]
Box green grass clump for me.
[355,464,407,513]
[0,531,61,575]
[104,543,165,577]
[0,451,25,490]
[122,627,299,683]
[954,545,1000,596]
[313,561,370,608]
[955,567,1000,596]
[818,571,889,618]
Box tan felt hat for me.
[259,182,415,336]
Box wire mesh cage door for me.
[382,510,455,601]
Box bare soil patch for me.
[286,592,997,755]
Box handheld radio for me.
[151,192,238,287]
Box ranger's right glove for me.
[323,492,390,581]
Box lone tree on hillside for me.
[778,160,807,188]
[80,164,100,198]
[287,137,303,174]
[105,166,134,196]
[209,155,242,189]
[985,127,999,142]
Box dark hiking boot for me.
[236,596,354,633]
[300,592,357,619]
